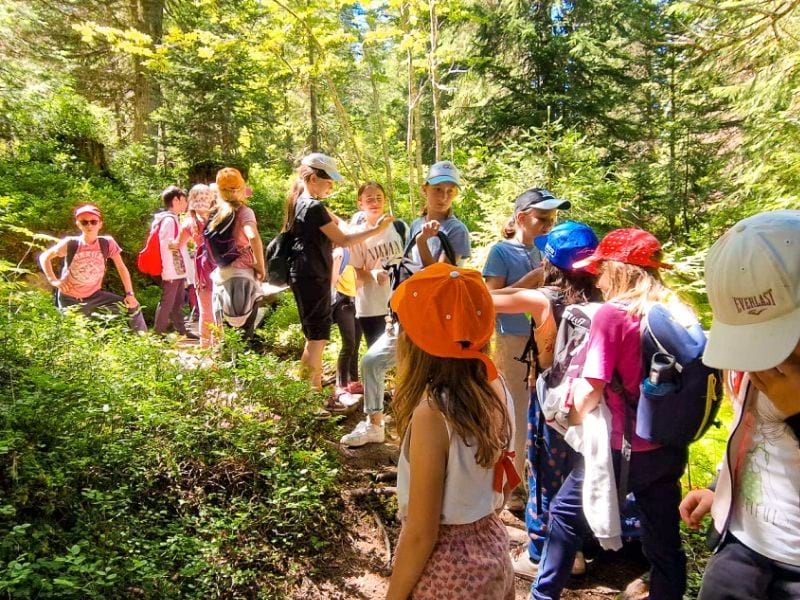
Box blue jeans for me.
[699,534,800,599]
[526,393,576,562]
[533,445,687,600]
[360,323,397,415]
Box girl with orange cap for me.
[532,228,688,600]
[386,263,520,600]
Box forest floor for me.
[292,407,653,600]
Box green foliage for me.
[0,285,340,599]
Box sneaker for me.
[333,386,349,400]
[510,546,539,581]
[336,392,362,409]
[340,419,385,447]
[347,381,364,394]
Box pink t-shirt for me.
[230,205,256,270]
[59,236,121,299]
[581,302,660,452]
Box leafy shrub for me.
[0,284,339,599]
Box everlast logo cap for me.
[703,210,800,371]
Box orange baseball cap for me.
[216,167,245,191]
[390,263,498,380]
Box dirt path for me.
[292,410,651,600]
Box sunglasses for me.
[78,219,99,226]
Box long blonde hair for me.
[600,260,669,317]
[207,187,245,232]
[393,332,512,468]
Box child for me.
[151,185,192,337]
[341,161,469,448]
[39,204,146,332]
[349,181,406,349]
[680,210,800,599]
[483,188,571,508]
[533,228,688,600]
[283,153,393,393]
[206,168,265,336]
[386,263,519,600]
[330,245,362,404]
[490,221,599,580]
[173,184,216,347]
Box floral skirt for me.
[411,513,514,600]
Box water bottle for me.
[643,352,677,396]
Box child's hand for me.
[124,294,140,309]
[679,488,714,529]
[376,270,390,286]
[375,214,395,231]
[168,240,179,251]
[417,220,440,242]
[751,350,800,417]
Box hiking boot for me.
[510,546,539,581]
[340,419,385,447]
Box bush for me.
[0,284,339,599]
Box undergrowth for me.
[0,283,340,599]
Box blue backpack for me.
[632,303,723,447]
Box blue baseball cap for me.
[425,160,461,187]
[534,221,599,271]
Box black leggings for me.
[358,315,387,348]
[332,293,361,387]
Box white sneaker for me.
[340,419,385,447]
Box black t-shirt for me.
[289,194,333,280]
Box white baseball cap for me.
[703,210,800,371]
[301,152,343,181]
[425,160,461,187]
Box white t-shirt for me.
[728,389,800,566]
[348,222,405,318]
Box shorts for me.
[289,276,332,341]
[410,513,514,600]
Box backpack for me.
[264,231,293,286]
[203,210,239,267]
[386,227,457,290]
[535,302,603,436]
[138,215,178,277]
[630,303,723,447]
[195,237,217,289]
[64,237,111,272]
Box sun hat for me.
[74,204,102,219]
[514,188,571,213]
[425,160,461,187]
[534,221,599,271]
[187,184,214,213]
[301,153,343,182]
[216,167,246,191]
[703,210,800,372]
[390,263,498,380]
[571,228,672,273]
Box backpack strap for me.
[392,219,408,245]
[514,288,565,386]
[610,370,634,510]
[403,227,457,265]
[65,237,110,269]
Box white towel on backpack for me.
[564,403,622,551]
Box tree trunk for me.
[365,44,395,214]
[428,0,442,162]
[308,38,319,151]
[401,3,419,215]
[129,0,164,148]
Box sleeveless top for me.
[397,382,515,525]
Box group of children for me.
[39,155,800,600]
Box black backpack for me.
[203,210,239,267]
[386,227,457,290]
[264,231,293,286]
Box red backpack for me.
[137,216,178,277]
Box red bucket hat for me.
[571,228,672,273]
[389,263,498,380]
